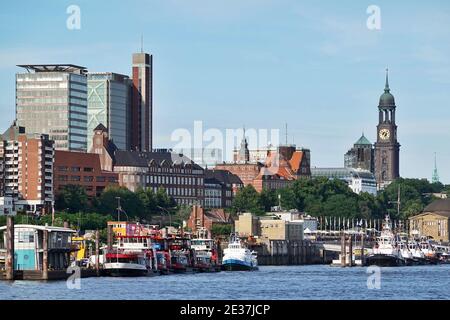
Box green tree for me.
[232,185,264,215]
[211,224,233,237]
[96,186,144,219]
[55,184,89,213]
[259,188,277,212]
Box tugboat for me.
[419,237,439,264]
[396,234,416,266]
[408,241,427,265]
[191,228,220,272]
[221,234,258,271]
[168,238,194,273]
[365,216,405,267]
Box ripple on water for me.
[1,265,449,300]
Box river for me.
[1,265,449,300]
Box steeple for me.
[379,68,395,107]
[385,68,390,93]
[237,126,250,163]
[432,152,440,183]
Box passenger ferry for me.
[221,234,258,271]
[103,235,158,277]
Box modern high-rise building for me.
[16,64,88,151]
[0,122,54,215]
[87,72,131,151]
[131,52,153,151]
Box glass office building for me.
[16,65,88,151]
[87,73,130,150]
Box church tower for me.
[374,69,400,188]
[237,127,250,163]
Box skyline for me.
[1,1,449,183]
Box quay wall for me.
[219,240,333,266]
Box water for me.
[1,265,449,300]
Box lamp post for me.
[115,196,129,221]
[157,206,172,227]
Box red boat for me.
[103,252,149,277]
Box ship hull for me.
[104,263,149,277]
[221,259,258,271]
[365,254,405,267]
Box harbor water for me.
[1,265,449,300]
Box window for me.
[83,167,93,172]
[18,231,34,243]
[71,167,81,172]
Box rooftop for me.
[423,199,450,215]
[17,64,87,74]
[354,134,372,146]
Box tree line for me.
[232,177,449,220]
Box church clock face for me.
[379,128,390,140]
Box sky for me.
[0,0,449,183]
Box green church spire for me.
[432,152,440,183]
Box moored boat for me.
[103,252,149,277]
[221,234,258,271]
[365,216,405,267]
[191,233,220,272]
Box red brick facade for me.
[54,151,118,198]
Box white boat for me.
[365,216,405,267]
[408,241,427,265]
[221,234,258,271]
[103,251,149,277]
[191,237,220,272]
[418,238,439,264]
[103,235,158,277]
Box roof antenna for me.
[285,123,288,145]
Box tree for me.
[55,184,89,213]
[96,186,144,219]
[155,187,176,210]
[232,185,264,215]
[259,188,277,212]
[378,178,437,219]
[211,224,233,237]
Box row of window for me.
[122,174,204,186]
[57,175,117,183]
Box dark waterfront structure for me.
[374,70,400,189]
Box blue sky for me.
[0,0,449,183]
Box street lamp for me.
[115,197,128,221]
[157,206,172,227]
